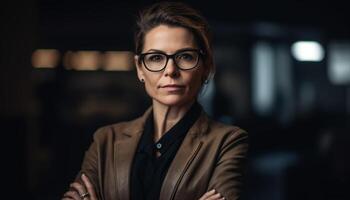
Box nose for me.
[164,58,179,77]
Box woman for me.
[62,2,248,200]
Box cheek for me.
[144,74,160,96]
[187,70,204,93]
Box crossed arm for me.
[62,174,225,200]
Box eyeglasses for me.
[139,49,204,72]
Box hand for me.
[199,189,225,200]
[62,173,98,200]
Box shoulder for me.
[204,118,248,145]
[90,106,151,144]
[208,119,247,134]
[200,119,249,163]
[91,116,144,142]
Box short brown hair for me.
[134,1,215,80]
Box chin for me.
[154,95,194,107]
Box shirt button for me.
[156,143,162,149]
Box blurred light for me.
[252,42,275,115]
[328,42,350,85]
[31,49,60,68]
[64,51,101,71]
[102,51,134,71]
[291,41,325,62]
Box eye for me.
[146,54,165,62]
[177,52,195,61]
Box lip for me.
[160,84,185,92]
[161,84,185,88]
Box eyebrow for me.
[145,47,199,54]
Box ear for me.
[135,55,145,82]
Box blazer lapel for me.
[159,111,210,200]
[114,108,152,200]
[115,132,141,200]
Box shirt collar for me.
[137,101,202,155]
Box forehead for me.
[143,25,197,53]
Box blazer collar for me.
[114,105,210,200]
[122,106,153,138]
[121,105,210,138]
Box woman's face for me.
[136,25,208,107]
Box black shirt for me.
[130,102,202,200]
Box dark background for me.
[1,0,349,199]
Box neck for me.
[152,99,195,142]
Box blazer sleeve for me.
[73,127,108,200]
[207,128,249,200]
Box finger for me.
[82,173,97,200]
[207,193,222,200]
[70,182,87,197]
[201,189,216,200]
[199,189,216,200]
[63,190,81,200]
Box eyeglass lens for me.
[143,50,199,71]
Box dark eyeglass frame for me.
[138,49,205,72]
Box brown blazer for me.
[75,107,248,200]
